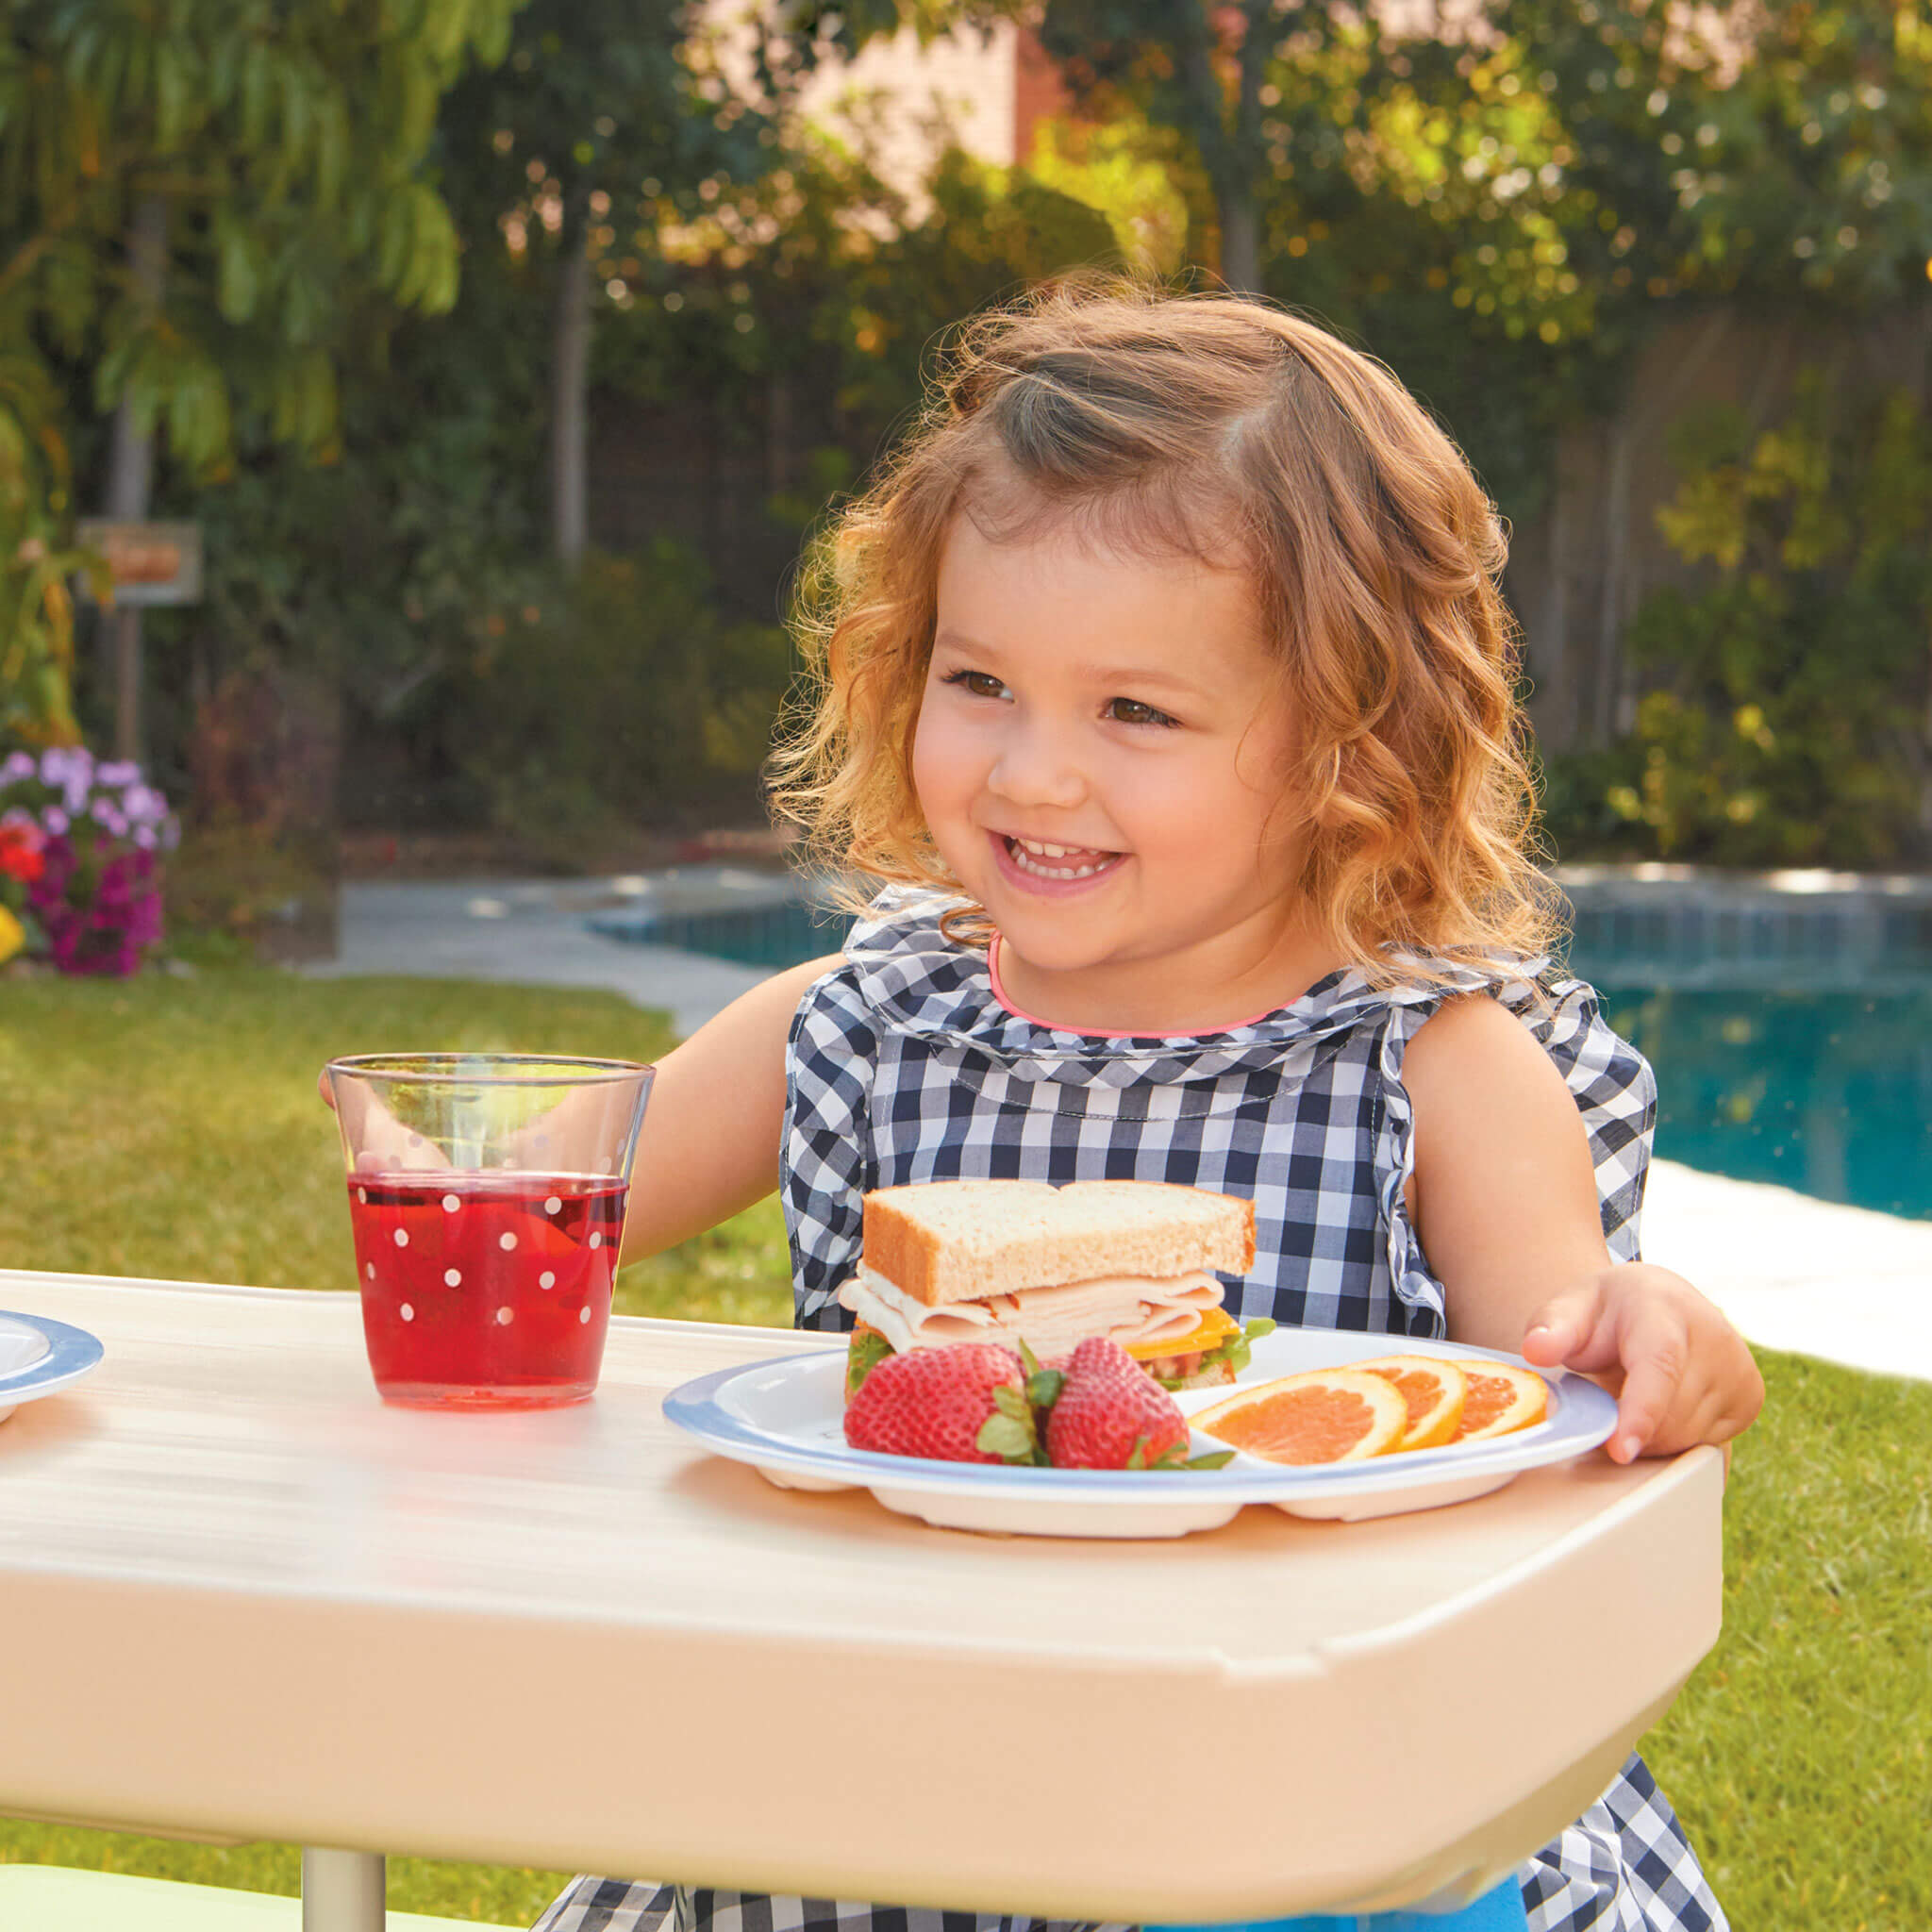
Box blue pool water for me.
[597,898,1932,1224]
[1592,982,1932,1223]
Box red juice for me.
[347,1171,627,1407]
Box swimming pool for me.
[592,881,1932,1223]
[1594,983,1932,1221]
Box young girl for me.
[534,284,1762,1932]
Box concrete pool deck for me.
[307,874,1932,1386]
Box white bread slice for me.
[861,1179,1256,1308]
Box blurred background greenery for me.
[6,0,1932,884]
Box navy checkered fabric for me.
[536,889,1724,1932]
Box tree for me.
[433,0,779,562]
[433,0,998,564]
[0,0,523,754]
[1036,0,1291,291]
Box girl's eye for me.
[941,669,1008,700]
[1107,697,1180,728]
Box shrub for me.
[1545,380,1932,868]
[0,746,181,974]
[444,541,792,849]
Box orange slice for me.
[1191,1368,1407,1465]
[1352,1355,1467,1452]
[1455,1360,1550,1441]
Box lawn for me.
[2,966,1928,1929]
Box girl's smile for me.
[913,517,1343,1033]
[991,832,1124,890]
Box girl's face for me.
[913,517,1334,1032]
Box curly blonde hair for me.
[768,279,1558,981]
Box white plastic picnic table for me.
[0,1271,1725,1932]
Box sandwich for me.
[838,1179,1262,1400]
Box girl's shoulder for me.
[789,884,983,1046]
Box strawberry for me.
[843,1342,1037,1464]
[1045,1336,1196,1471]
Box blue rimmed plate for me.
[663,1328,1619,1540]
[0,1311,105,1425]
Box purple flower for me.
[96,760,140,787]
[0,752,33,785]
[43,808,68,835]
[133,824,158,850]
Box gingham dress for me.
[536,891,1727,1932]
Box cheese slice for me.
[1120,1305,1240,1361]
[837,1266,1224,1359]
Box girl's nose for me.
[987,719,1088,809]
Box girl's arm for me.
[320,954,844,1259]
[1403,993,1764,1465]
[616,954,847,1263]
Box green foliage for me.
[6,0,521,471]
[0,0,524,738]
[1025,115,1192,275]
[0,347,104,743]
[445,542,793,843]
[1559,379,1932,866]
[592,132,1124,478]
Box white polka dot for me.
[539,1271,556,1290]
[496,1306,513,1324]
[544,1196,562,1216]
[357,1187,367,1204]
[365,1263,375,1279]
[400,1303,414,1322]
[597,1155,612,1172]
[589,1231,602,1249]
[578,1306,591,1324]
[393,1229,408,1248]
[499,1231,517,1251]
[408,1134,424,1149]
[442,1192,460,1213]
[500,1156,515,1169]
[444,1268,462,1287]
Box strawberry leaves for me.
[974,1382,1043,1464]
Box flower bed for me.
[0,747,180,974]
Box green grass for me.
[3,966,1929,1927]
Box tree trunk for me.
[105,193,169,763]
[766,367,795,500]
[1217,185,1261,296]
[551,224,592,565]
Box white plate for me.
[662,1328,1618,1540]
[0,1311,105,1425]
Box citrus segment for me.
[1455,1360,1549,1440]
[1352,1354,1468,1452]
[1191,1368,1407,1465]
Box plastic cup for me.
[324,1053,654,1408]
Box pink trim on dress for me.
[986,934,1285,1039]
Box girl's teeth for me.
[1006,838,1115,880]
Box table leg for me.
[302,1846,386,1932]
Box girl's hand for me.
[1520,1262,1765,1464]
[316,1064,451,1173]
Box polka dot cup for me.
[325,1054,654,1408]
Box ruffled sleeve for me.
[1498,974,1657,1259]
[1370,966,1659,1328]
[782,960,879,1332]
